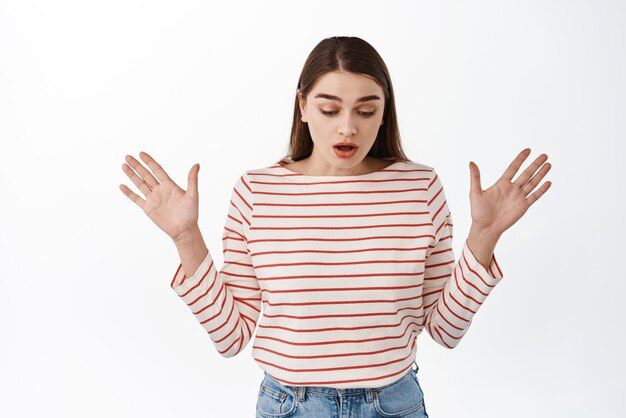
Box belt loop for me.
[365,387,374,402]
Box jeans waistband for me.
[264,360,419,401]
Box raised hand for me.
[469,148,552,239]
[119,151,201,242]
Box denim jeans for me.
[255,362,429,418]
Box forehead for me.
[310,71,383,99]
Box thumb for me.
[187,163,200,196]
[469,161,482,195]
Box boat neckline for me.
[275,159,402,178]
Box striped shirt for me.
[170,158,504,389]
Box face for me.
[298,70,385,175]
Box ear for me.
[298,93,308,123]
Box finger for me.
[521,162,552,196]
[125,154,160,189]
[139,151,173,184]
[122,163,152,198]
[469,161,482,195]
[513,153,549,188]
[501,148,532,182]
[526,181,552,206]
[119,183,145,210]
[187,163,199,197]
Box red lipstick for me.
[333,142,358,159]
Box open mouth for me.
[333,144,359,158]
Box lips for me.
[333,143,359,159]
[333,142,358,151]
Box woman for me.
[119,36,551,417]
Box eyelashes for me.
[320,110,376,118]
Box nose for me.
[338,114,357,137]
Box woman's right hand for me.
[119,151,201,243]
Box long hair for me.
[279,36,411,163]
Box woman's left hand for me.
[469,148,552,239]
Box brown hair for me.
[278,36,411,164]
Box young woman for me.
[120,36,551,418]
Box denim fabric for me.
[255,362,429,418]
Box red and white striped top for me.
[170,158,504,389]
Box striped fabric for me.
[169,159,503,389]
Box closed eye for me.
[320,110,376,117]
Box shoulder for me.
[238,159,296,179]
[394,159,435,174]
[394,161,447,194]
[231,163,281,193]
[240,163,280,179]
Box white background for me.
[1,1,624,417]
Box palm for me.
[142,179,198,238]
[119,151,200,241]
[469,148,552,237]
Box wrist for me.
[469,223,502,244]
[172,225,202,246]
[467,224,501,271]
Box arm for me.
[172,225,208,287]
[421,169,504,349]
[169,172,261,358]
[466,224,501,272]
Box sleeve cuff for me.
[169,250,214,296]
[461,240,504,287]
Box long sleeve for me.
[422,168,504,349]
[169,171,261,358]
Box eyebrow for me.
[314,93,381,103]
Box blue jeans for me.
[255,362,429,418]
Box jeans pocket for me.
[372,371,425,417]
[256,377,298,418]
[410,369,426,399]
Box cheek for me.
[307,115,334,139]
[363,116,384,134]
